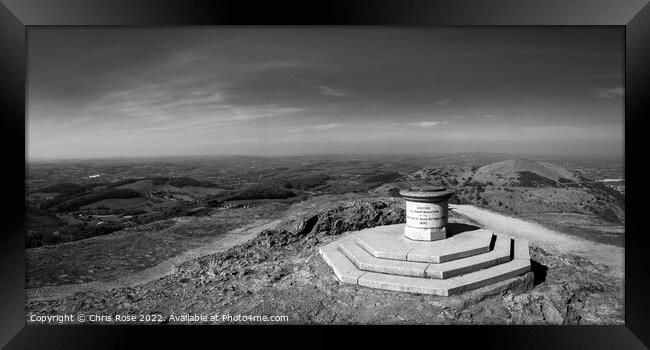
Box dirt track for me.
[450,204,624,280]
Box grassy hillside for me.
[280,173,330,190]
[469,159,579,186]
[362,171,402,184]
[403,159,624,223]
[32,183,89,196]
[53,188,142,211]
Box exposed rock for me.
[540,297,564,324]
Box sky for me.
[27,27,624,160]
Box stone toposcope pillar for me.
[399,186,455,241]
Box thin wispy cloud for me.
[36,80,306,137]
[313,123,344,130]
[436,99,451,105]
[287,123,345,133]
[482,115,498,119]
[410,121,448,128]
[319,86,347,97]
[595,87,624,99]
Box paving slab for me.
[355,224,493,263]
[425,235,512,278]
[355,224,421,260]
[406,228,493,263]
[318,242,366,284]
[339,239,429,277]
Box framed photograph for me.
[1,0,648,348]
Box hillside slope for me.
[401,159,624,224]
[25,195,623,325]
[469,159,580,186]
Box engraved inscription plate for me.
[405,201,447,228]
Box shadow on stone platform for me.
[446,222,481,238]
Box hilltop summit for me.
[470,159,581,187]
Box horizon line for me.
[26,150,624,163]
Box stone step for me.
[339,238,429,277]
[426,235,512,278]
[319,232,532,296]
[319,242,365,284]
[357,258,531,296]
[339,235,512,279]
[355,224,493,263]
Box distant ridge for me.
[470,159,581,186]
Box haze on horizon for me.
[27,28,624,160]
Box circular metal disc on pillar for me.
[399,185,455,202]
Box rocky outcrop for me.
[177,196,406,278]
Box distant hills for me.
[468,159,581,186]
[24,157,624,249]
[394,159,624,224]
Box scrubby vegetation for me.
[168,177,215,188]
[557,177,576,185]
[33,183,89,196]
[515,171,558,187]
[106,178,144,188]
[280,173,329,190]
[227,184,296,201]
[51,188,141,211]
[26,222,125,248]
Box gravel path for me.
[26,219,281,302]
[450,204,624,280]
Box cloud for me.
[319,86,347,97]
[411,120,447,128]
[312,123,344,130]
[595,87,624,99]
[482,114,498,119]
[35,79,308,137]
[286,123,344,133]
[436,99,451,105]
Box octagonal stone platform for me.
[356,224,493,263]
[319,224,532,296]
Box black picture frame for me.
[1,0,649,348]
